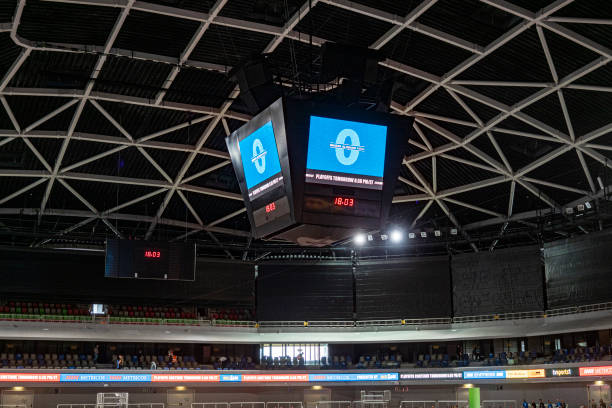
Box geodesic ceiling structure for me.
[0,0,611,256]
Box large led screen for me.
[305,116,387,190]
[238,121,283,200]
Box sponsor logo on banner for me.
[242,374,308,382]
[309,373,398,382]
[61,374,151,382]
[0,373,60,382]
[579,366,612,376]
[463,371,506,379]
[547,368,574,377]
[505,369,545,379]
[151,374,220,382]
[220,374,242,382]
[400,373,462,380]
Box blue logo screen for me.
[306,116,387,190]
[238,121,283,195]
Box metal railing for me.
[57,405,96,408]
[265,402,304,408]
[128,405,165,408]
[229,403,265,408]
[258,321,306,328]
[315,401,352,408]
[400,401,467,408]
[482,400,517,408]
[192,403,229,408]
[308,321,354,328]
[4,301,612,330]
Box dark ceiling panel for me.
[458,27,552,82]
[142,147,190,180]
[383,29,474,77]
[94,57,173,100]
[562,88,612,137]
[4,96,73,132]
[0,34,22,82]
[10,51,97,89]
[18,0,118,46]
[95,101,201,139]
[190,24,274,67]
[114,10,200,57]
[164,67,234,107]
[219,0,304,26]
[295,3,393,48]
[418,0,522,47]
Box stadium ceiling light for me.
[408,232,415,239]
[380,234,388,241]
[420,231,427,238]
[390,230,403,242]
[434,230,441,237]
[367,234,374,241]
[450,229,458,235]
[354,233,366,246]
[585,201,592,209]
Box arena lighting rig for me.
[226,97,412,246]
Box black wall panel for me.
[0,247,254,305]
[355,256,451,319]
[545,230,612,308]
[257,262,353,321]
[452,245,544,316]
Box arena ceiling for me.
[0,0,610,257]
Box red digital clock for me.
[265,202,277,213]
[334,196,355,207]
[144,250,161,258]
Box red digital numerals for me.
[334,197,354,207]
[144,250,161,258]
[265,202,277,213]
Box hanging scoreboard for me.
[226,97,412,246]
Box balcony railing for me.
[1,301,611,329]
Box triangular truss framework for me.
[0,0,610,254]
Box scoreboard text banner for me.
[309,373,399,382]
[0,373,60,382]
[463,371,506,380]
[151,374,220,382]
[61,374,151,382]
[579,366,612,376]
[242,374,309,382]
[505,369,545,379]
[400,373,462,380]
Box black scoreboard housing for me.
[226,97,412,245]
[105,239,196,280]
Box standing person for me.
[548,400,553,408]
[150,360,157,370]
[93,344,99,364]
[523,401,529,408]
[531,402,537,408]
[540,400,545,408]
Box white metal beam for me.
[370,0,437,50]
[154,0,230,105]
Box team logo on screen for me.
[330,128,365,166]
[251,138,267,174]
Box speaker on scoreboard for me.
[230,55,282,115]
[226,96,412,246]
